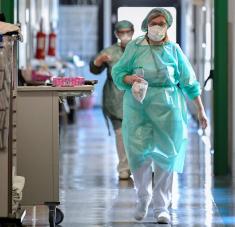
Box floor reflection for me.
[23,108,232,226]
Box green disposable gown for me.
[112,36,201,173]
[90,43,124,130]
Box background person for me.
[90,20,134,180]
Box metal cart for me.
[16,85,94,226]
[0,32,27,226]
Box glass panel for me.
[117,7,177,42]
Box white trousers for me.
[115,128,129,173]
[132,159,173,214]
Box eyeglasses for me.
[116,30,133,35]
[148,22,167,27]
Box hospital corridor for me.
[22,109,233,226]
[1,0,235,226]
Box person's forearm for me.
[193,96,205,112]
[193,96,208,129]
[89,58,105,74]
[94,58,103,67]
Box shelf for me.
[17,85,94,92]
[17,85,94,98]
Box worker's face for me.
[116,28,134,46]
[148,15,167,28]
[147,16,167,42]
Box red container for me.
[52,77,85,87]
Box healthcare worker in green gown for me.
[112,8,208,224]
[90,20,134,180]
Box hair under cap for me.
[141,8,173,32]
[115,20,134,32]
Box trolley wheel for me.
[49,209,56,227]
[55,208,64,225]
[45,202,61,227]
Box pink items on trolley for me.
[31,70,52,82]
[52,77,85,87]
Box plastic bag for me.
[131,79,148,103]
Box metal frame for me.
[0,34,26,225]
[214,0,228,175]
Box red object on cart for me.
[52,77,85,87]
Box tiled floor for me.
[22,108,232,226]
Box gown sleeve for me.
[175,44,201,100]
[112,41,136,90]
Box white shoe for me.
[156,211,171,224]
[119,170,130,180]
[134,200,150,221]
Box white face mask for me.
[131,79,148,104]
[119,34,132,45]
[147,25,167,42]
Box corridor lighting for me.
[202,6,207,12]
[25,9,29,24]
[198,128,203,136]
[73,55,85,67]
